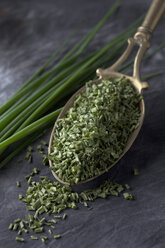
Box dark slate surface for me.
[0,0,165,247]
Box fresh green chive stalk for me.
[0,108,61,149]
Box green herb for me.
[123,192,134,200]
[9,173,131,242]
[8,223,13,230]
[18,230,22,235]
[34,227,44,233]
[14,218,21,223]
[27,176,32,185]
[38,148,49,166]
[31,235,38,240]
[41,235,48,241]
[54,234,61,239]
[42,155,49,166]
[125,184,131,190]
[83,202,88,207]
[22,228,29,233]
[133,168,139,176]
[54,215,61,219]
[62,213,67,220]
[41,238,45,243]
[51,225,56,229]
[25,168,40,182]
[33,168,40,174]
[25,174,30,180]
[13,224,19,231]
[25,151,32,163]
[18,194,23,200]
[15,237,24,242]
[19,221,24,229]
[50,77,141,184]
[48,219,57,224]
[16,181,21,187]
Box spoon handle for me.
[133,0,165,81]
[97,0,164,86]
[135,0,165,41]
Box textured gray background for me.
[0,0,165,247]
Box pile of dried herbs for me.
[9,168,133,243]
[49,77,142,184]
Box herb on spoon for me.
[50,77,141,184]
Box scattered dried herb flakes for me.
[50,77,142,184]
[16,181,21,187]
[31,235,38,240]
[133,168,139,176]
[25,146,34,163]
[15,237,24,242]
[25,168,40,181]
[10,174,130,242]
[8,223,13,230]
[25,152,32,163]
[123,192,134,200]
[54,234,61,239]
[125,184,130,190]
[37,143,49,166]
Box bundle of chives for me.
[0,0,163,167]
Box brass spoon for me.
[49,0,165,185]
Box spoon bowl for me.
[48,71,146,185]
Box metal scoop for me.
[49,0,165,185]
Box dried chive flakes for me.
[8,223,13,230]
[25,151,32,163]
[125,184,130,190]
[13,223,18,231]
[10,173,131,242]
[11,158,136,243]
[16,237,24,242]
[62,213,67,220]
[14,218,21,223]
[18,230,22,235]
[54,234,61,239]
[31,235,38,240]
[123,192,134,200]
[50,77,141,184]
[133,168,139,176]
